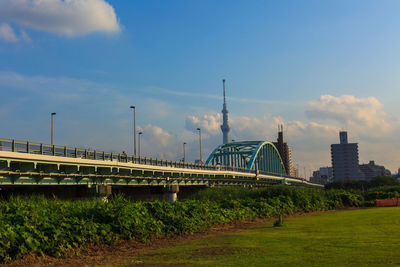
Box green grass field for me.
[120,208,400,266]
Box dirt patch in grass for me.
[2,210,340,267]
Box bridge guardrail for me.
[0,138,306,182]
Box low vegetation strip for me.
[0,186,373,263]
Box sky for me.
[0,0,400,176]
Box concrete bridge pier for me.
[163,185,179,202]
[98,184,112,198]
[88,184,112,199]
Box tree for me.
[369,176,400,188]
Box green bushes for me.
[325,176,400,190]
[325,177,400,206]
[191,186,353,211]
[0,186,363,263]
[364,186,400,201]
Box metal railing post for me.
[64,146,67,157]
[52,145,55,156]
[75,148,77,158]
[40,144,43,155]
[12,140,15,152]
[26,141,29,153]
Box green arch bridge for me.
[206,141,287,176]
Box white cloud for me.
[138,124,180,160]
[141,124,174,148]
[185,114,221,135]
[306,95,392,135]
[0,0,120,37]
[0,23,18,42]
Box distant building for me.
[273,125,295,176]
[310,167,333,185]
[359,161,391,180]
[331,131,364,181]
[320,166,333,183]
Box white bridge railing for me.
[0,137,306,182]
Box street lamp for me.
[51,112,56,145]
[196,128,202,163]
[138,131,143,158]
[130,106,136,156]
[183,142,187,162]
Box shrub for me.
[0,186,366,263]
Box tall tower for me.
[220,79,230,144]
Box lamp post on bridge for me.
[183,142,186,162]
[51,112,56,145]
[130,106,136,156]
[196,128,202,163]
[138,131,142,158]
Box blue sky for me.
[1,0,400,175]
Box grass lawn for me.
[118,208,400,266]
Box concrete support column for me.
[98,184,112,197]
[87,184,112,200]
[163,184,179,202]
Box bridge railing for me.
[0,138,305,182]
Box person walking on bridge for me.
[121,151,127,162]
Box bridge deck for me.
[0,138,322,188]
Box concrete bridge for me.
[0,138,322,200]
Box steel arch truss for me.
[205,141,286,175]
